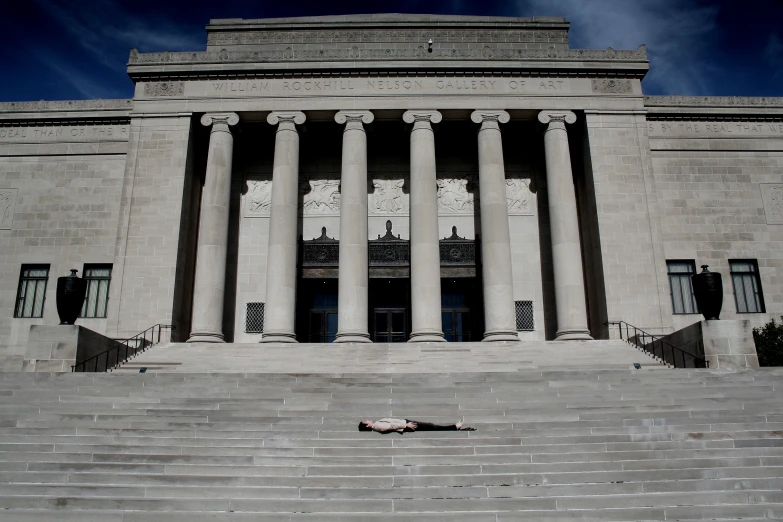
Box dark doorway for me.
[297,279,338,343]
[441,278,483,342]
[370,278,410,342]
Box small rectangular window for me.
[246,302,265,333]
[14,265,50,318]
[515,300,534,331]
[80,264,112,318]
[667,260,699,314]
[730,260,765,314]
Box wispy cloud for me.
[33,50,128,99]
[517,0,720,95]
[766,33,783,79]
[34,0,202,71]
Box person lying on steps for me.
[358,418,476,433]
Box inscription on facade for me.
[0,126,129,142]
[761,184,783,225]
[205,77,572,97]
[648,121,783,138]
[0,188,17,229]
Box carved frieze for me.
[371,179,407,214]
[591,79,632,94]
[129,44,647,65]
[437,178,475,214]
[302,179,340,215]
[245,180,272,217]
[761,184,783,225]
[0,188,16,229]
[144,82,184,97]
[505,179,534,215]
[208,29,569,46]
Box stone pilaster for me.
[334,111,374,343]
[188,113,239,343]
[403,110,445,342]
[471,110,519,342]
[538,110,592,340]
[261,111,306,343]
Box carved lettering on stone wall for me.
[0,188,17,229]
[437,178,475,214]
[591,79,632,94]
[761,184,783,225]
[144,82,185,97]
[506,179,533,215]
[245,180,272,217]
[302,179,340,214]
[371,179,408,214]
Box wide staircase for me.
[1,341,782,520]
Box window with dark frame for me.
[80,264,112,319]
[730,260,766,314]
[667,260,699,314]
[14,265,50,318]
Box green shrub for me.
[752,317,783,367]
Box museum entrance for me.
[441,278,483,342]
[297,279,339,343]
[370,278,410,342]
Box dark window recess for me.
[15,265,50,318]
[246,302,265,333]
[515,300,534,331]
[80,264,112,318]
[730,260,766,314]
[667,260,699,314]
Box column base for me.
[408,331,446,343]
[334,332,372,344]
[555,327,593,341]
[260,332,298,343]
[482,330,520,342]
[187,332,225,343]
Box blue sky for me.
[1,0,781,102]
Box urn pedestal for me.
[692,265,723,321]
[56,269,87,325]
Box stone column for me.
[334,111,374,343]
[471,110,519,342]
[188,113,239,343]
[261,111,306,343]
[403,110,445,342]
[538,110,592,340]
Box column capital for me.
[335,110,374,125]
[471,110,510,125]
[402,110,442,125]
[538,110,577,125]
[200,112,239,128]
[267,111,306,126]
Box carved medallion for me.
[144,82,185,97]
[437,178,475,213]
[591,79,632,94]
[371,179,407,214]
[0,188,16,229]
[245,180,273,217]
[302,179,340,215]
[761,184,783,225]
[505,179,533,215]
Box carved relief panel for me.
[302,179,340,215]
[505,178,534,215]
[0,188,17,229]
[369,178,409,214]
[761,184,783,225]
[437,177,475,214]
[244,179,273,217]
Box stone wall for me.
[0,122,128,369]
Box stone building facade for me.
[0,14,781,368]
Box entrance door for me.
[441,278,482,342]
[373,309,407,342]
[297,279,338,343]
[310,310,338,343]
[442,310,471,342]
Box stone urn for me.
[56,269,87,325]
[692,265,723,320]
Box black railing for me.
[71,324,173,373]
[605,321,708,369]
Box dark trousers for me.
[406,419,459,431]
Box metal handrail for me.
[605,321,708,369]
[71,324,174,373]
